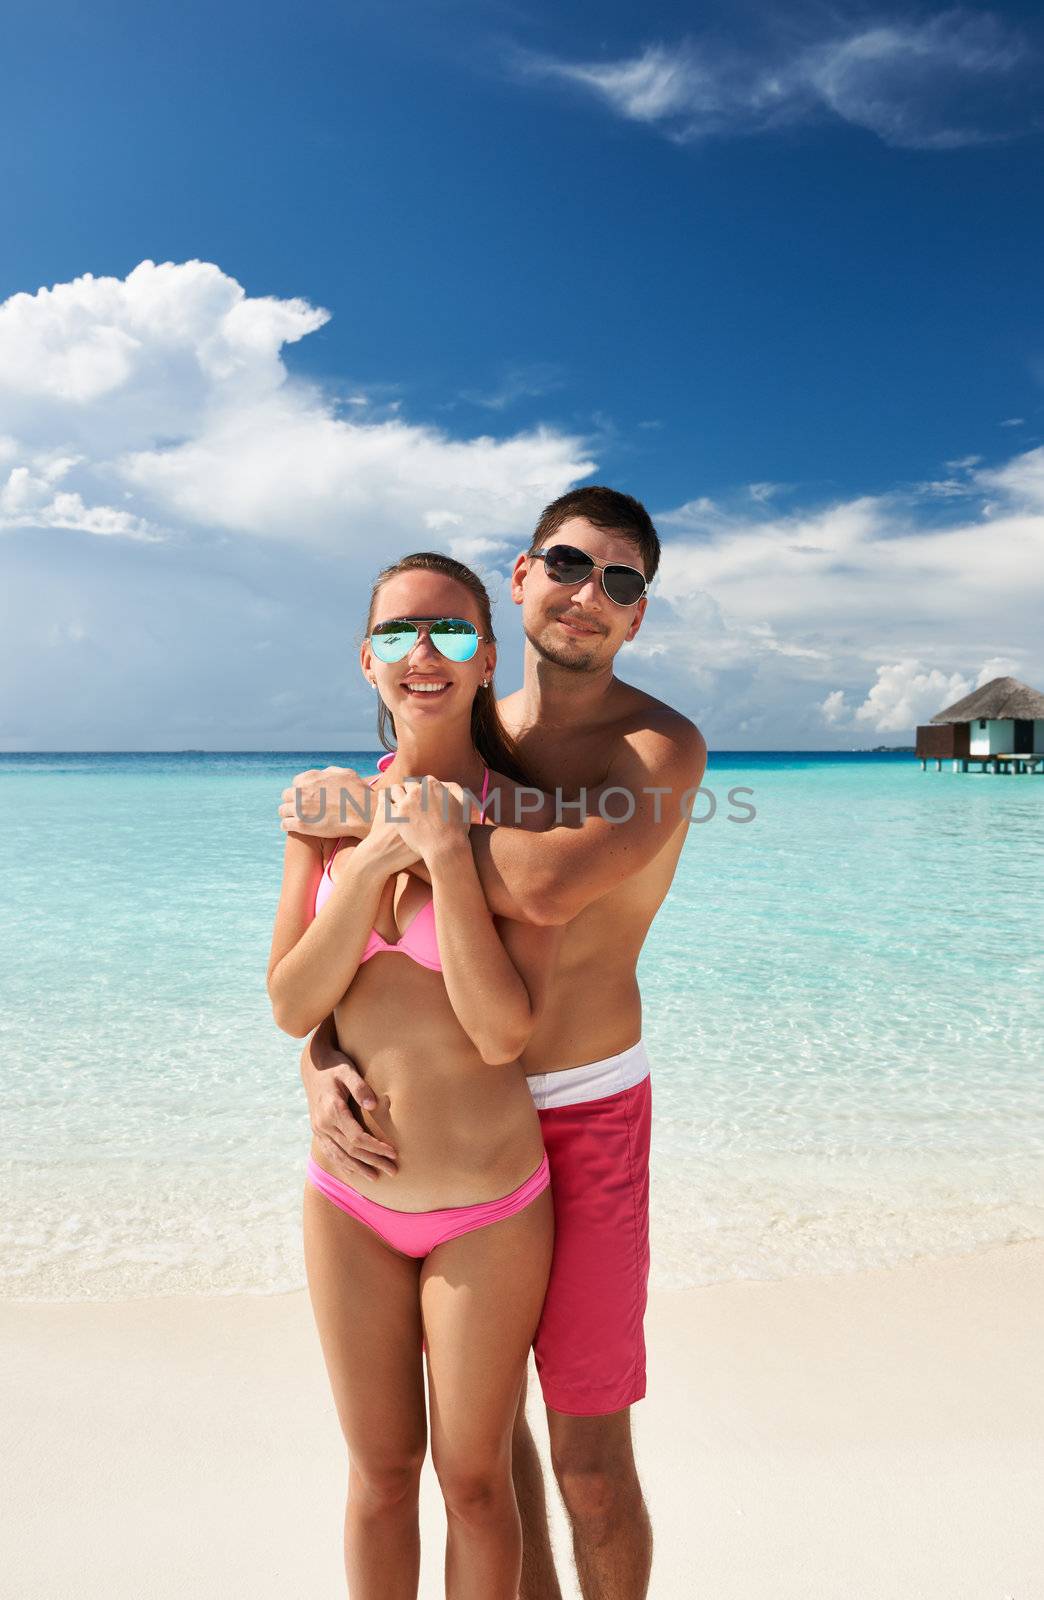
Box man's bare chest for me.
[508,729,612,799]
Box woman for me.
[267,551,560,1600]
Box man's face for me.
[510,517,648,671]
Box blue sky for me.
[2,0,1043,748]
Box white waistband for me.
[525,1039,650,1110]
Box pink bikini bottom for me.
[305,1151,551,1259]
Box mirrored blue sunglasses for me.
[368,617,486,664]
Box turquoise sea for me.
[2,751,1041,1301]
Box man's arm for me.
[300,1016,399,1180]
[278,723,707,926]
[302,1013,377,1110]
[460,716,708,926]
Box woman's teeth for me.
[404,682,449,693]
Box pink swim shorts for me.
[527,1041,652,1416]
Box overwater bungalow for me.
[915,675,1044,773]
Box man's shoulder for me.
[494,686,525,740]
[614,683,706,759]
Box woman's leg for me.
[303,1181,427,1599]
[421,1185,554,1600]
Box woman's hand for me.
[355,782,425,875]
[389,777,475,865]
[279,766,373,839]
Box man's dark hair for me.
[530,485,660,584]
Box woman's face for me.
[361,571,496,727]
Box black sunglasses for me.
[527,542,648,606]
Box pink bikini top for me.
[313,752,491,974]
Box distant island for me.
[864,745,915,753]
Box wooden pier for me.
[919,752,1044,773]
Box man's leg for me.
[547,1406,652,1600]
[526,1051,653,1600]
[512,1366,563,1600]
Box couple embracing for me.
[268,485,707,1599]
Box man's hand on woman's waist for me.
[301,1015,399,1180]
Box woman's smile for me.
[401,679,451,696]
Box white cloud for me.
[0,457,160,540]
[0,259,594,553]
[914,476,975,498]
[0,259,326,423]
[821,656,1019,734]
[4,260,1044,750]
[974,444,1044,508]
[457,362,566,411]
[645,454,1044,740]
[517,11,1032,149]
[657,471,1044,634]
[852,661,972,732]
[533,43,705,123]
[803,12,1025,150]
[0,259,598,750]
[975,655,1021,685]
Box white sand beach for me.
[3,1237,1041,1600]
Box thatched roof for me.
[930,676,1044,724]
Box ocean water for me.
[2,750,1041,1301]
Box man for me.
[283,485,707,1599]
